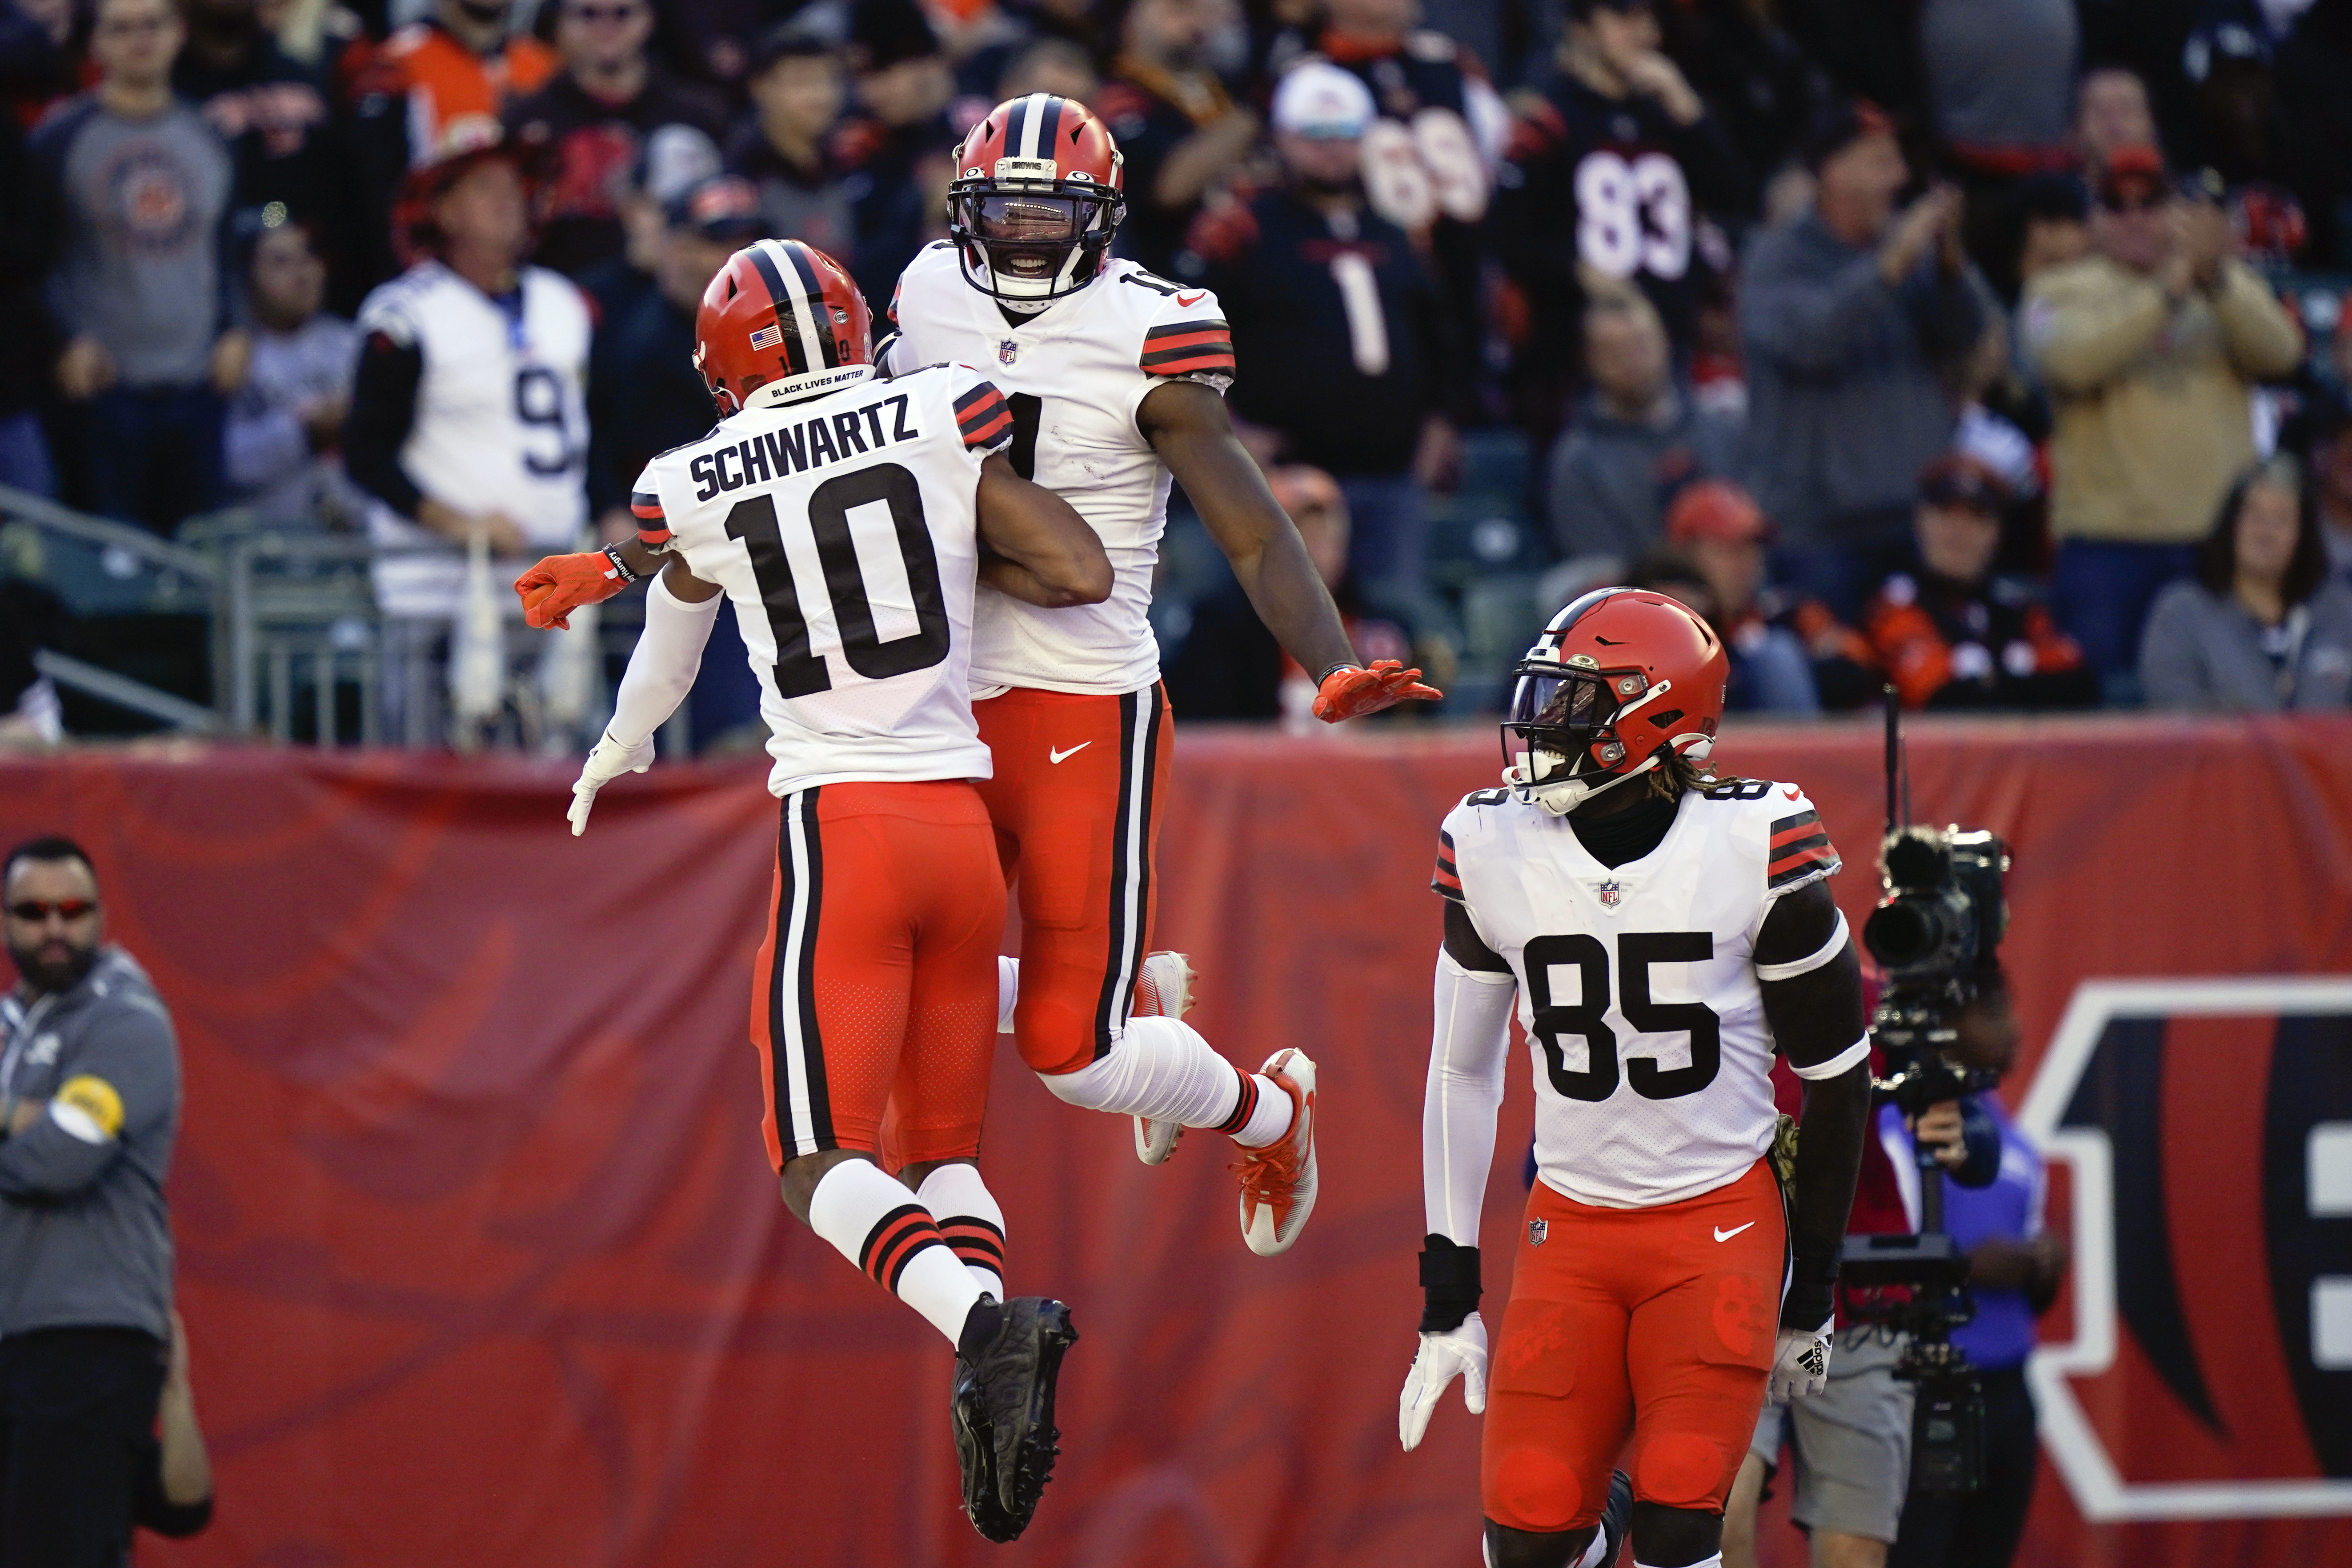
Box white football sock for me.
[805,1159,983,1345]
[1038,1016,1294,1144]
[914,1162,1006,1300]
[996,955,1019,1034]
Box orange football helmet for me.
[693,238,873,416]
[946,92,1126,308]
[1503,588,1730,814]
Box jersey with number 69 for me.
[1433,777,1849,1208]
[355,260,590,616]
[880,241,1234,696]
[629,362,1012,796]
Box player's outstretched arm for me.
[569,558,724,837]
[1137,380,1440,721]
[1754,880,1872,1397]
[1402,902,1517,1452]
[974,452,1114,607]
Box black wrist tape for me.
[1315,661,1359,686]
[1418,1235,1482,1333]
[601,543,639,584]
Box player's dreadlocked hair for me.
[1650,748,1755,800]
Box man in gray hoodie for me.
[1739,100,1991,615]
[0,836,181,1567]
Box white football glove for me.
[1769,1316,1835,1402]
[1399,1311,1489,1451]
[568,729,655,836]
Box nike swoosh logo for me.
[1714,1222,1756,1243]
[1049,743,1090,764]
[1783,787,1801,800]
[1593,635,1627,645]
[1177,291,1208,307]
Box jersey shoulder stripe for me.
[1767,805,1839,888]
[1432,826,1464,903]
[953,379,1014,450]
[630,487,669,543]
[1140,317,1235,377]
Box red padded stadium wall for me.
[1,714,2347,1568]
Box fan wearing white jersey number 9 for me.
[1402,589,1875,1568]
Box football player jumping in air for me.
[524,93,1442,1256]
[527,238,1112,1543]
[1399,589,1874,1568]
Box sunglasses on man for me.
[5,900,98,922]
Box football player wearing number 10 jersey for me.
[521,237,1117,1543]
[1398,590,1875,1568]
[881,92,1442,1256]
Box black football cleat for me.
[951,1296,1078,1542]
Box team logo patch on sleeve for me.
[1768,808,1840,888]
[1139,318,1235,377]
[1431,828,1464,903]
[954,381,1014,450]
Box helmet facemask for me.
[948,180,1124,310]
[1502,659,1680,816]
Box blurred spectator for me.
[1655,0,1826,190]
[2021,145,2302,683]
[2275,0,2352,268]
[1739,99,1990,617]
[173,0,358,307]
[2311,407,2352,577]
[29,0,247,536]
[0,106,59,498]
[2140,455,2352,710]
[2071,64,2159,178]
[836,0,955,309]
[0,836,184,1568]
[1313,0,1503,431]
[2178,9,2310,268]
[587,171,762,535]
[224,211,360,524]
[1859,453,2095,711]
[1493,0,1743,437]
[133,1311,214,1542]
[0,0,77,128]
[1662,478,1875,712]
[1162,464,1426,725]
[2011,169,2091,293]
[727,27,854,269]
[1097,0,1261,280]
[1885,973,2066,1568]
[344,130,592,741]
[1187,62,1463,610]
[502,0,727,277]
[657,0,765,96]
[1920,0,2077,172]
[584,119,719,323]
[994,34,1097,102]
[1545,288,1741,568]
[345,0,557,280]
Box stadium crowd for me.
[6,0,2352,738]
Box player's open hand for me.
[1314,659,1443,723]
[515,550,629,631]
[1769,1316,1835,1402]
[569,728,655,836]
[1399,1311,1488,1451]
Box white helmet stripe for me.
[1018,92,1052,159]
[760,239,830,374]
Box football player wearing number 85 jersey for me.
[519,238,1116,1544]
[1398,589,1875,1568]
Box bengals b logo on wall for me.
[2020,978,2352,1520]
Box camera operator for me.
[1723,1020,1998,1568]
[1887,973,2065,1568]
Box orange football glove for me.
[513,547,633,630]
[1312,659,1443,722]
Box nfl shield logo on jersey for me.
[999,339,1018,365]
[1597,880,1622,908]
[1528,1219,1547,1247]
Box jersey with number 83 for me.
[1434,777,1843,1208]
[881,242,1235,696]
[630,362,1012,796]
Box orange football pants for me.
[1483,1159,1785,1533]
[750,781,1004,1171]
[973,684,1175,1076]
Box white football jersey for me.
[1434,779,1843,1208]
[880,242,1234,696]
[631,363,1007,797]
[357,261,591,617]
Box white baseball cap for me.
[1271,62,1375,140]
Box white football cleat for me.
[1130,952,1195,1166]
[1234,1048,1317,1256]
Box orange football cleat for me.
[1234,1048,1318,1256]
